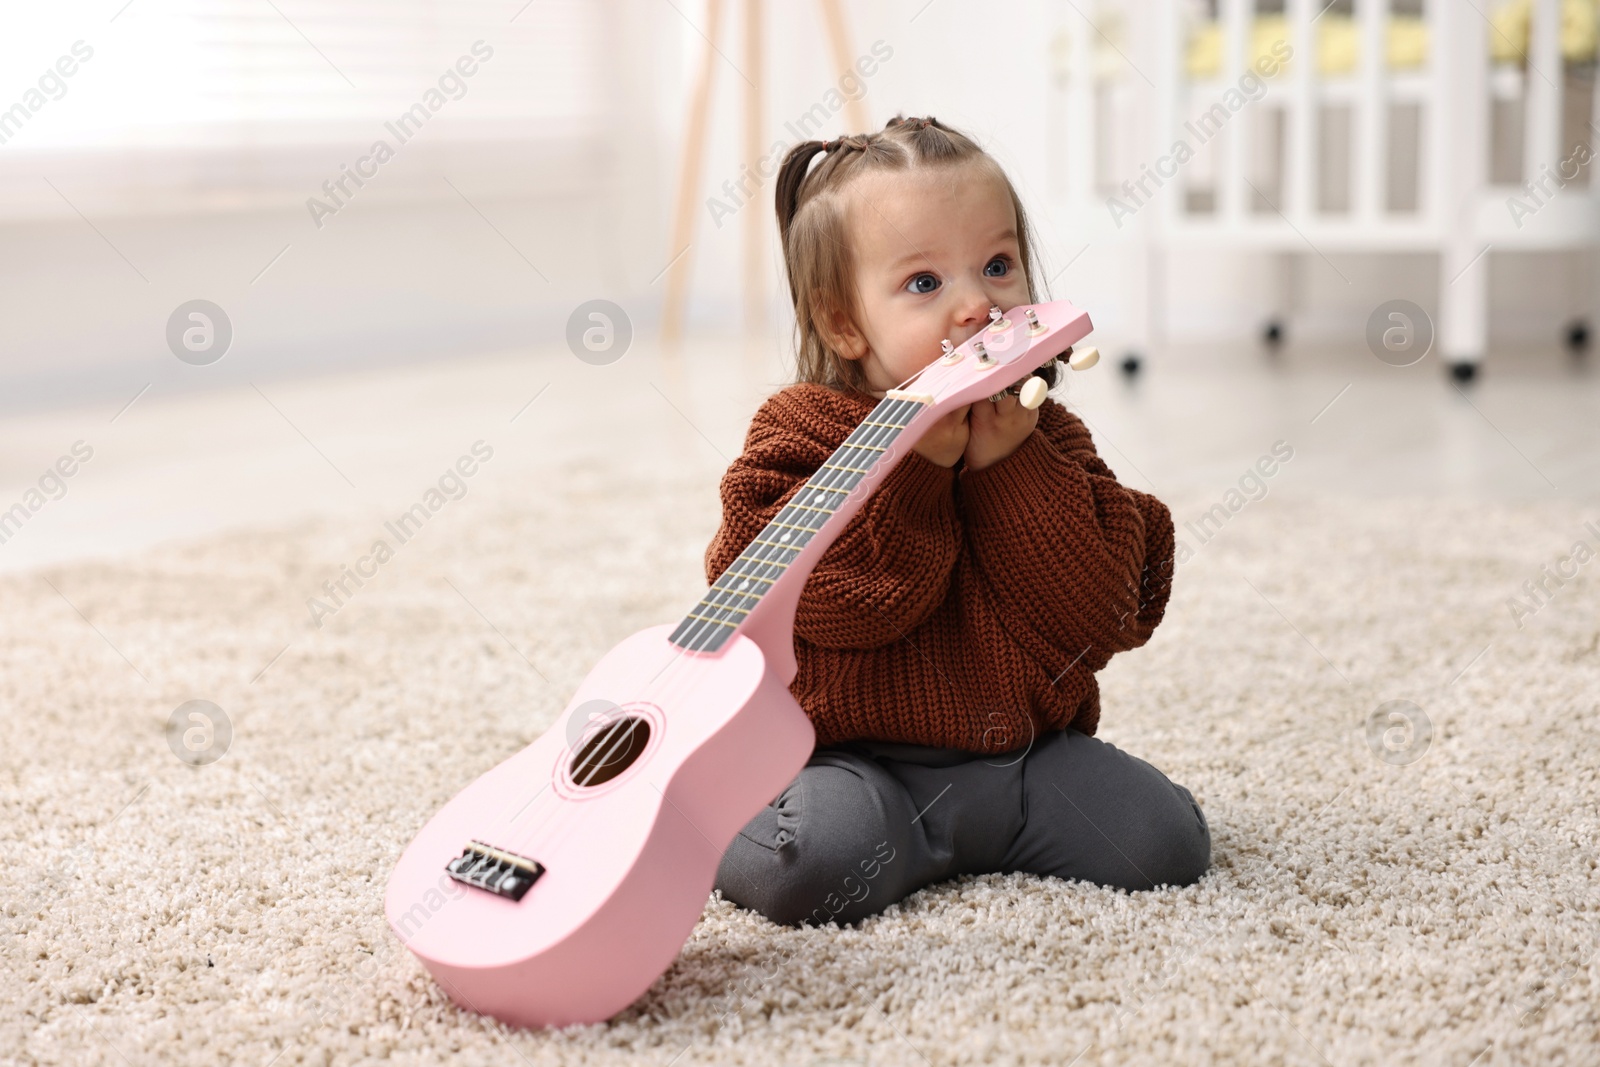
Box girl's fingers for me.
[978,392,1016,418]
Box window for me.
[0,1,607,214]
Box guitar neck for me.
[664,298,1093,682]
[666,391,929,663]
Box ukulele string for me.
[505,310,1068,870]
[507,317,1057,860]
[664,354,945,656]
[509,395,932,860]
[588,378,943,731]
[504,313,1061,865]
[508,382,947,860]
[512,312,1067,859]
[626,387,940,695]
[664,324,1061,662]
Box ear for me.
[814,298,869,363]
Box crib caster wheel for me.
[1263,319,1285,347]
[1565,318,1589,355]
[1448,361,1479,384]
[1120,353,1142,377]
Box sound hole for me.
[569,716,650,787]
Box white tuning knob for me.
[1068,346,1100,371]
[1018,376,1049,409]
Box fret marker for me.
[740,580,751,590]
[780,532,791,542]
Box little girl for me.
[705,115,1209,928]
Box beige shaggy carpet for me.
[3,421,1599,1065]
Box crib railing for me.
[1051,0,1598,370]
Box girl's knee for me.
[1035,732,1211,890]
[716,834,900,927]
[714,758,909,926]
[1130,785,1210,889]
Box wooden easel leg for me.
[664,0,869,398]
[661,0,726,380]
[743,0,765,344]
[817,0,869,135]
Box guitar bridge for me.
[445,840,545,901]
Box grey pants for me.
[713,728,1210,927]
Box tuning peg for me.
[1018,376,1049,409]
[1068,346,1100,371]
[987,306,1010,331]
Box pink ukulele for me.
[385,300,1097,1028]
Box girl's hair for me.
[773,114,1047,394]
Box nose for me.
[950,280,996,341]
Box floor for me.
[2,332,1598,1066]
[1,331,1595,579]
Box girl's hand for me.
[964,391,1038,472]
[912,403,971,468]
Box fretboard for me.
[668,395,926,654]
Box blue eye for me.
[907,272,939,294]
[985,256,1011,277]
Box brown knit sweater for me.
[703,382,1177,753]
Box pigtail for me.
[774,141,831,246]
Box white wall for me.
[2,0,1587,417]
[0,0,679,413]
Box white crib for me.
[1041,0,1600,379]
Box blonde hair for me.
[774,114,1047,393]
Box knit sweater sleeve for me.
[956,401,1175,663]
[704,384,961,651]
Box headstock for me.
[884,300,1097,415]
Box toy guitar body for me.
[385,300,1095,1029]
[385,624,810,1027]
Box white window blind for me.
[0,0,610,214]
